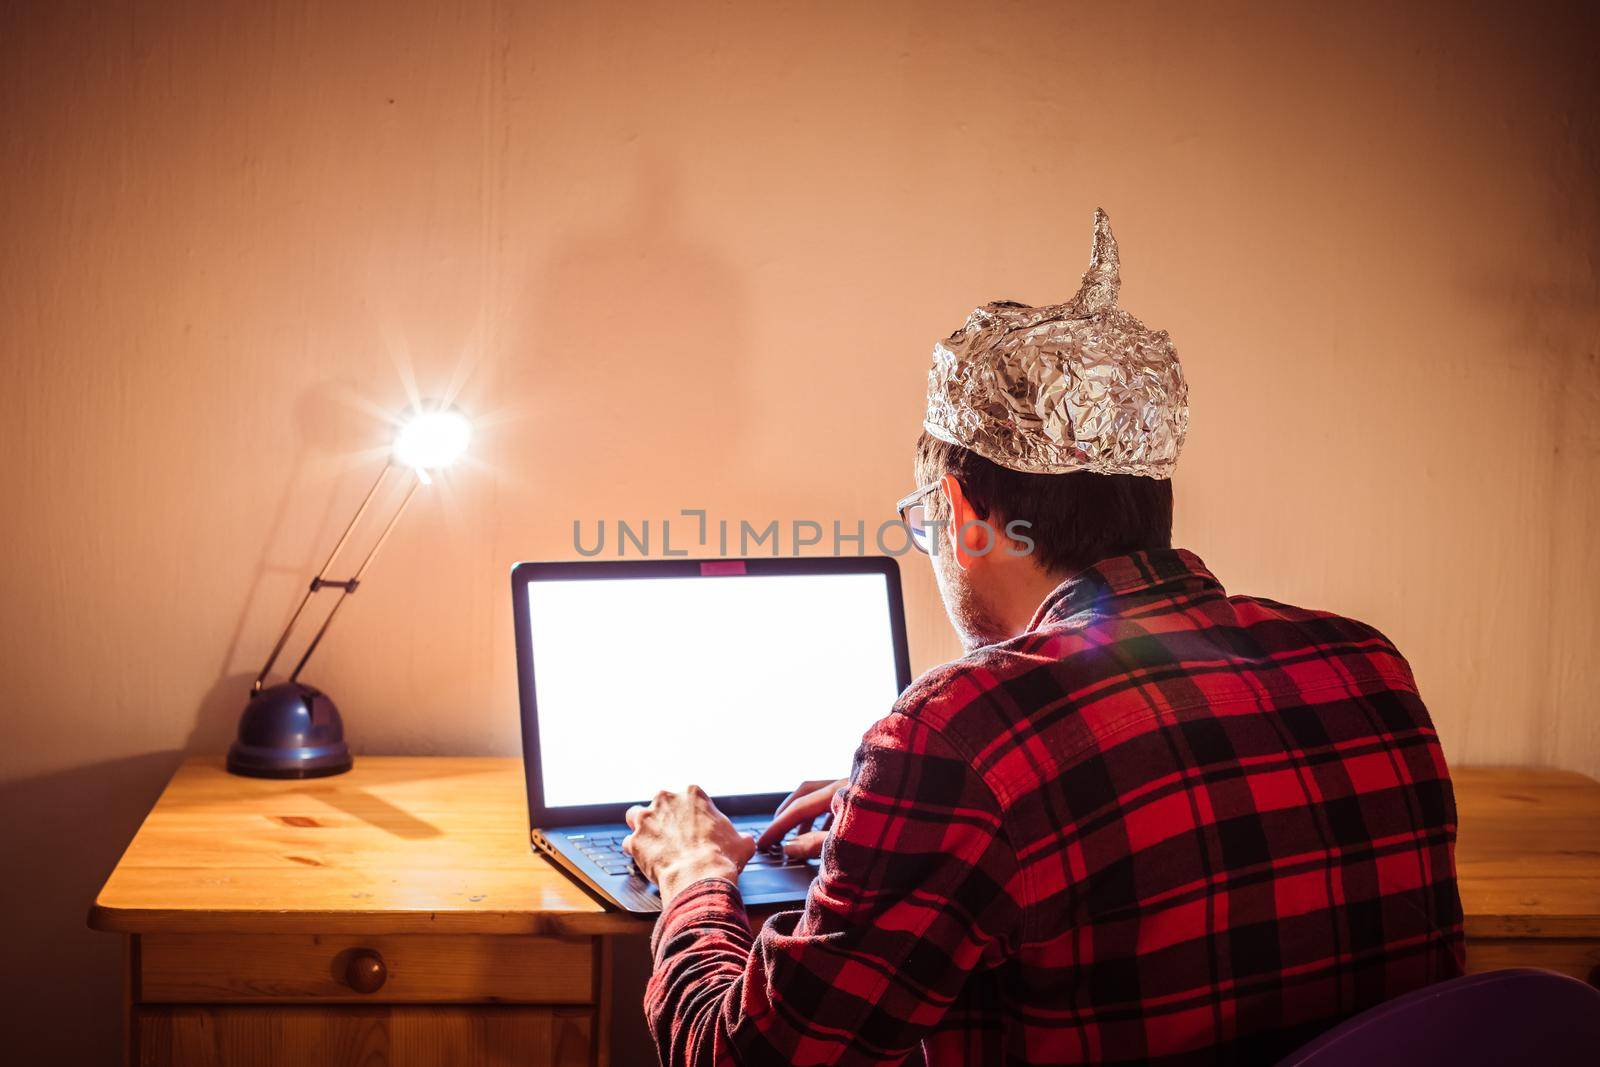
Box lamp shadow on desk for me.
[294,783,442,840]
[185,671,443,840]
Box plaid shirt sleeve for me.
[645,709,1022,1066]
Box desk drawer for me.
[1465,938,1600,986]
[136,1005,593,1067]
[139,934,595,1004]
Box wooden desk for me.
[91,759,1600,1066]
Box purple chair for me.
[1276,968,1600,1066]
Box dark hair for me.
[914,431,1173,574]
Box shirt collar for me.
[1026,548,1222,632]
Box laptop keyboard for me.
[567,817,818,878]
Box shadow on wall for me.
[515,150,755,501]
[184,380,403,758]
[187,671,262,760]
[0,750,184,1065]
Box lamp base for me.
[227,681,353,779]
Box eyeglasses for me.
[895,481,941,555]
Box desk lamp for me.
[226,406,472,778]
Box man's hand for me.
[622,785,756,908]
[755,777,849,861]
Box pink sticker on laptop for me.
[700,561,747,576]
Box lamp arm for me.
[251,464,423,692]
[286,471,423,684]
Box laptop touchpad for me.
[738,867,816,896]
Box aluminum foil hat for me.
[923,208,1188,478]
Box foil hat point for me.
[922,207,1188,479]
[1063,207,1120,318]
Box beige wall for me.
[2,1,1596,1060]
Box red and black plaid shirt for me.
[647,548,1464,1065]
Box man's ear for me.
[939,474,995,571]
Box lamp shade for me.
[393,408,472,470]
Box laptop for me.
[511,556,912,914]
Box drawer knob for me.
[344,949,388,994]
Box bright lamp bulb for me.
[393,408,472,470]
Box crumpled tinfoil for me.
[923,208,1189,478]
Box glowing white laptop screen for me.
[526,572,903,809]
